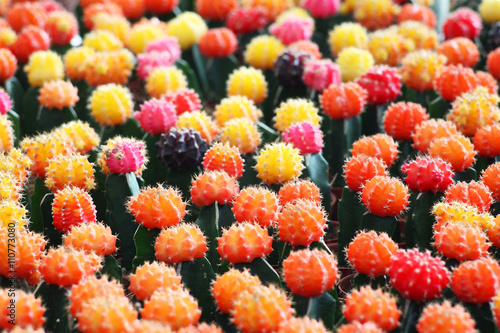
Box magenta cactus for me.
[282,122,324,155]
[401,156,455,193]
[269,17,314,45]
[302,59,341,92]
[106,139,147,174]
[301,0,340,18]
[134,99,177,136]
[137,51,176,80]
[146,37,181,63]
[0,90,12,115]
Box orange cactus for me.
[21,132,75,179]
[398,3,436,28]
[0,229,46,279]
[132,320,173,333]
[428,134,476,172]
[128,185,187,229]
[473,123,500,157]
[482,163,500,201]
[351,134,399,166]
[52,186,97,233]
[451,257,500,304]
[437,37,480,67]
[487,216,500,248]
[493,291,500,327]
[343,155,387,192]
[434,64,478,102]
[220,118,262,154]
[347,230,398,277]
[0,289,45,330]
[155,223,208,264]
[76,295,138,333]
[7,2,47,32]
[231,285,293,333]
[141,288,201,330]
[0,49,17,83]
[217,223,273,264]
[64,222,117,256]
[278,179,322,206]
[383,102,429,141]
[38,80,79,110]
[320,82,367,119]
[444,181,493,213]
[416,301,477,333]
[44,153,95,192]
[277,199,327,247]
[40,246,101,287]
[343,286,401,331]
[196,0,236,20]
[400,50,446,92]
[83,2,123,30]
[354,0,399,30]
[83,50,134,87]
[487,47,500,80]
[232,186,280,228]
[202,142,245,179]
[69,275,125,317]
[129,261,182,300]
[412,119,459,153]
[476,71,498,95]
[283,248,338,297]
[278,317,329,333]
[212,269,262,314]
[434,223,489,261]
[190,171,239,207]
[177,323,223,333]
[338,322,385,333]
[361,175,409,217]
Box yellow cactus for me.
[0,171,20,202]
[0,200,28,230]
[176,110,219,144]
[274,98,320,132]
[82,30,124,52]
[89,83,133,126]
[368,28,414,66]
[255,142,304,184]
[145,66,187,98]
[55,120,100,154]
[398,21,439,50]
[479,0,500,24]
[24,50,64,87]
[400,50,447,92]
[0,114,13,153]
[92,13,131,44]
[432,201,496,231]
[64,46,96,81]
[336,46,374,82]
[227,67,268,105]
[220,118,262,155]
[214,95,262,127]
[244,35,285,70]
[0,149,32,186]
[45,153,96,192]
[127,21,166,54]
[328,22,368,58]
[166,12,207,50]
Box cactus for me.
[434,222,489,261]
[203,143,245,179]
[0,289,45,331]
[218,223,273,264]
[444,181,493,212]
[63,222,117,256]
[0,229,45,280]
[417,301,477,333]
[163,88,202,116]
[129,261,182,301]
[255,143,304,185]
[52,187,96,233]
[44,153,95,192]
[232,186,280,228]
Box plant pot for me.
[338,273,355,302]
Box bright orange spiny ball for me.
[428,134,476,172]
[76,295,138,333]
[343,286,401,332]
[433,64,478,102]
[283,248,338,297]
[278,199,327,247]
[0,48,17,83]
[361,175,409,217]
[417,301,477,333]
[473,123,500,158]
[128,185,187,229]
[69,275,125,317]
[351,134,399,166]
[476,70,498,95]
[140,288,201,330]
[278,179,322,206]
[444,181,493,213]
[383,102,429,141]
[190,171,239,207]
[83,2,123,30]
[45,10,79,46]
[64,222,117,256]
[232,285,293,333]
[132,320,173,333]
[493,291,500,327]
[487,216,500,248]
[0,114,13,153]
[52,186,97,233]
[343,155,387,192]
[212,269,262,314]
[412,119,459,153]
[220,118,262,154]
[0,229,46,280]
[38,79,79,110]
[320,82,367,119]
[40,246,102,287]
[354,0,399,31]
[0,289,45,330]
[55,120,100,154]
[155,223,207,264]
[21,132,75,179]
[278,317,329,333]
[434,223,489,261]
[338,322,385,333]
[482,162,500,201]
[83,50,135,87]
[44,153,95,192]
[232,186,280,228]
[177,323,223,333]
[451,257,500,304]
[176,110,219,144]
[437,37,480,67]
[217,223,273,264]
[202,142,244,178]
[347,230,398,277]
[255,142,304,185]
[129,261,182,300]
[196,0,237,20]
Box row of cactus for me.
[3,0,500,331]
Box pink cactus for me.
[137,51,175,80]
[106,139,147,174]
[269,17,314,45]
[301,0,340,18]
[0,90,12,115]
[283,122,323,155]
[134,99,177,136]
[146,37,181,63]
[401,156,454,193]
[302,59,341,92]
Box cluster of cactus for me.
[4,0,500,332]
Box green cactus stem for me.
[100,118,144,143]
[352,273,389,290]
[133,226,161,271]
[104,172,140,271]
[463,302,499,333]
[234,257,282,287]
[195,203,220,271]
[181,45,209,100]
[7,110,20,147]
[303,153,332,221]
[239,154,260,187]
[337,186,367,267]
[36,106,78,133]
[5,76,24,119]
[453,167,477,182]
[40,193,63,247]
[178,256,217,323]
[261,70,280,126]
[292,291,337,331]
[176,59,203,99]
[20,87,40,137]
[205,55,239,101]
[405,191,443,250]
[140,134,169,187]
[359,213,399,242]
[35,282,72,333]
[28,178,48,234]
[97,254,122,282]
